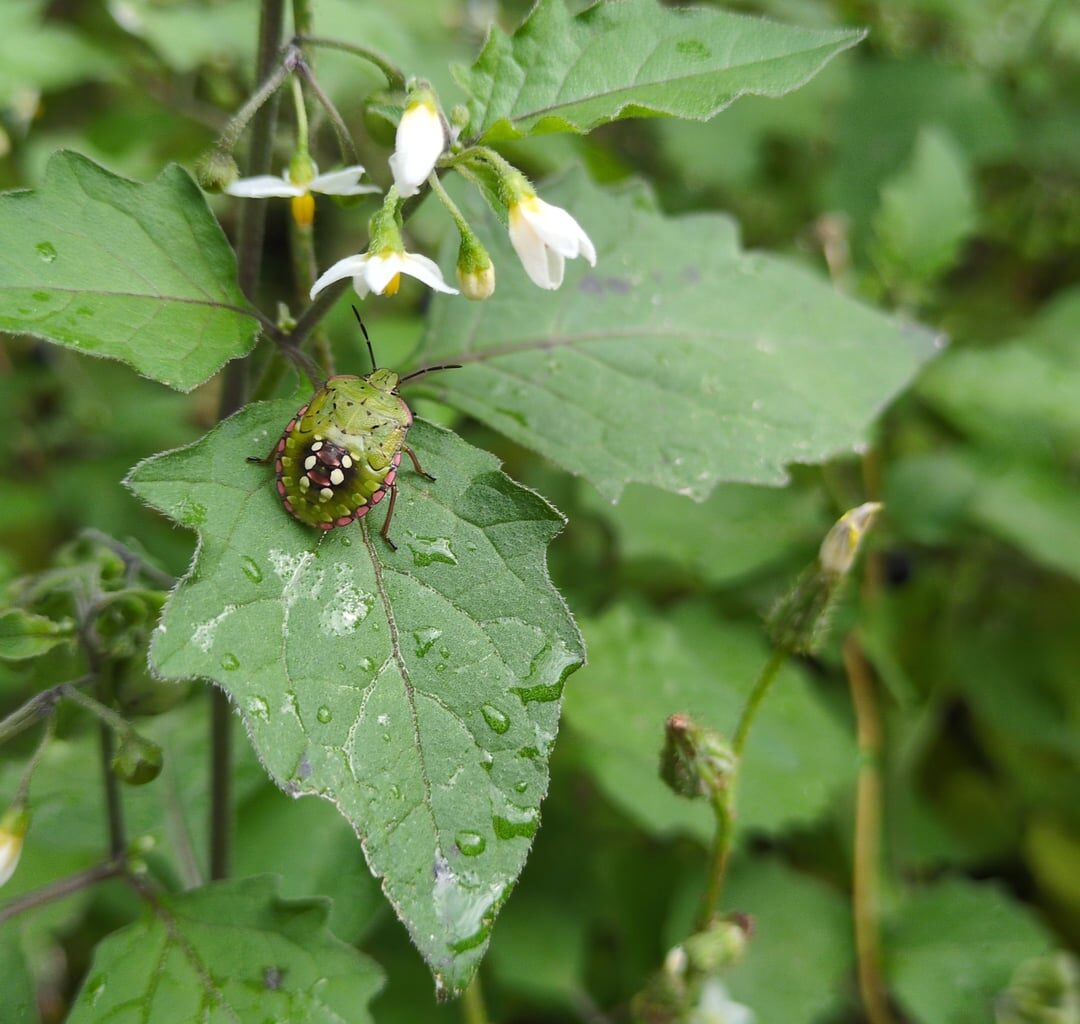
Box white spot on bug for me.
[330,468,344,485]
[342,455,353,469]
[319,564,375,636]
[320,487,334,500]
[192,604,238,653]
[304,456,317,470]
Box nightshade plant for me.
[1,1,1076,1022]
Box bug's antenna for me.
[352,306,377,372]
[399,363,464,384]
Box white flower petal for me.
[310,254,370,300]
[363,252,405,296]
[400,252,459,295]
[509,210,558,289]
[310,165,381,196]
[522,197,595,262]
[225,174,304,198]
[544,247,565,290]
[390,103,446,198]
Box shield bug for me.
[250,310,459,549]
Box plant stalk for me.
[732,648,786,758]
[295,34,406,90]
[461,975,489,1024]
[844,635,895,1024]
[0,859,126,925]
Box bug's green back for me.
[277,374,412,528]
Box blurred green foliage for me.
[0,0,1077,1021]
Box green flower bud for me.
[195,149,239,193]
[996,952,1080,1024]
[660,713,736,802]
[682,916,751,974]
[456,229,495,300]
[111,731,163,786]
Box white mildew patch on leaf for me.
[458,0,865,141]
[125,402,584,994]
[67,876,383,1024]
[0,151,260,391]
[415,171,943,501]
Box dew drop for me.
[240,556,263,583]
[439,646,450,659]
[36,241,57,263]
[337,661,347,672]
[456,831,486,857]
[220,653,240,671]
[480,704,510,735]
[381,732,391,743]
[359,656,375,672]
[493,806,539,840]
[413,627,443,657]
[341,535,352,547]
[514,781,528,794]
[316,705,333,724]
[435,662,447,673]
[407,535,458,568]
[248,697,269,721]
[388,783,402,799]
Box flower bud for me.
[389,87,447,198]
[195,148,239,192]
[660,713,736,802]
[456,231,495,301]
[995,952,1079,1024]
[0,805,29,888]
[682,916,751,974]
[111,731,163,786]
[819,502,883,577]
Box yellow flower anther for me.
[382,273,402,296]
[291,192,315,228]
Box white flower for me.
[310,249,458,300]
[508,194,596,290]
[457,262,495,301]
[0,807,28,888]
[691,979,756,1024]
[389,97,447,198]
[225,163,379,200]
[819,501,883,577]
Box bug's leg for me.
[380,483,399,551]
[247,439,280,465]
[403,444,435,482]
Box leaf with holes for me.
[67,876,383,1023]
[457,0,864,142]
[0,150,260,391]
[414,171,943,501]
[125,402,583,994]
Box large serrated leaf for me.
[458,0,864,141]
[125,401,584,994]
[67,876,383,1024]
[0,151,260,392]
[414,171,943,501]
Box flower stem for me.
[695,647,787,926]
[293,57,360,166]
[0,859,126,925]
[295,34,406,91]
[427,171,471,235]
[732,648,787,758]
[13,716,56,806]
[461,975,489,1024]
[844,639,895,1024]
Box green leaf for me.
[581,480,828,585]
[67,876,383,1024]
[0,5,111,105]
[458,0,865,141]
[886,878,1054,1024]
[0,609,74,661]
[0,151,259,392]
[415,171,941,501]
[0,925,39,1024]
[919,289,1080,459]
[872,126,977,287]
[564,603,855,842]
[125,401,584,994]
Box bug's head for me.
[368,367,400,393]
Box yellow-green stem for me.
[461,975,489,1024]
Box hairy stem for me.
[211,0,286,883]
[80,529,175,589]
[0,859,126,925]
[0,676,91,745]
[461,975,489,1024]
[294,57,360,166]
[732,648,786,758]
[295,34,406,90]
[696,648,787,925]
[843,636,895,1024]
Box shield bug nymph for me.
[250,310,460,549]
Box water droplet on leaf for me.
[240,556,262,583]
[36,241,57,263]
[220,653,240,671]
[480,704,511,734]
[407,535,458,568]
[316,705,332,723]
[413,627,443,657]
[456,831,486,856]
